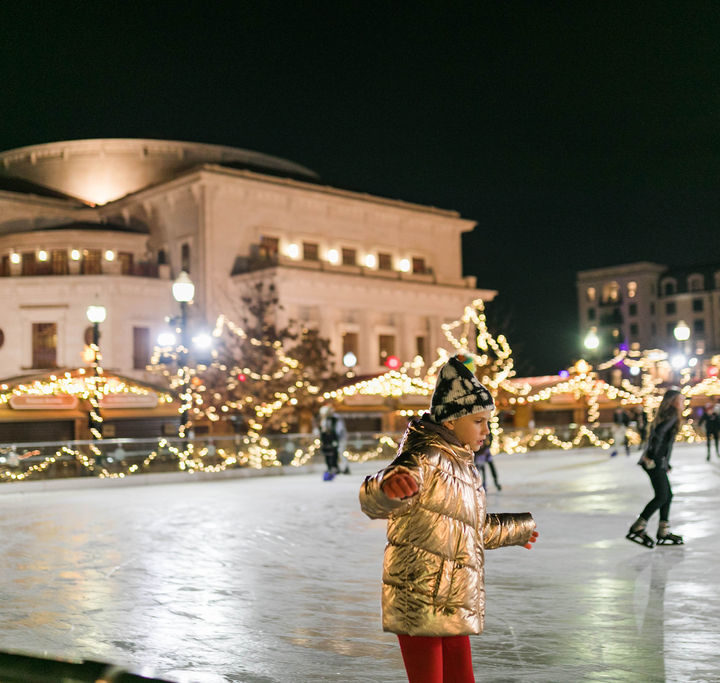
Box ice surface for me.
[0,444,717,682]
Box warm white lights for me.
[670,353,687,369]
[399,258,411,272]
[9,252,20,264]
[192,333,213,350]
[172,271,195,303]
[343,351,358,368]
[104,250,115,261]
[70,249,81,261]
[286,243,300,259]
[583,328,600,350]
[37,250,48,262]
[86,305,107,324]
[673,320,690,342]
[157,331,177,347]
[364,254,376,268]
[327,248,340,265]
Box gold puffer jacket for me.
[359,415,535,637]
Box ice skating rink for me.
[0,443,717,682]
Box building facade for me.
[577,261,720,360]
[0,139,491,385]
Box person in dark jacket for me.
[626,388,685,548]
[474,431,501,491]
[698,402,720,461]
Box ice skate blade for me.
[625,532,654,548]
[656,538,684,546]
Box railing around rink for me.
[0,432,403,483]
[0,420,706,483]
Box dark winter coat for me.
[699,410,720,435]
[639,413,679,471]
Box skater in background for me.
[474,431,502,491]
[699,402,720,461]
[626,388,685,548]
[316,404,349,477]
[610,406,630,457]
[635,406,649,451]
[359,354,538,683]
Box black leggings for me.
[707,431,719,455]
[639,467,673,523]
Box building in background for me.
[577,261,720,366]
[0,138,491,385]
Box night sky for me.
[2,3,720,375]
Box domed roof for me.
[0,139,319,206]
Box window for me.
[181,243,191,272]
[378,334,395,365]
[259,236,279,261]
[342,248,357,266]
[133,327,151,369]
[602,281,620,302]
[342,331,358,356]
[587,307,596,321]
[378,253,393,270]
[627,281,637,298]
[81,249,102,274]
[21,252,36,276]
[665,301,676,315]
[51,249,68,275]
[663,280,676,296]
[630,323,639,337]
[32,322,57,368]
[688,274,704,291]
[157,249,167,265]
[0,255,8,277]
[692,298,704,312]
[302,242,319,261]
[412,257,427,274]
[694,319,705,335]
[628,303,637,316]
[415,336,427,360]
[586,287,596,303]
[119,252,134,275]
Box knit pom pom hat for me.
[430,353,495,424]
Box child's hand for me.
[524,529,539,549]
[381,472,419,500]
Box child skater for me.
[626,387,685,548]
[359,354,538,683]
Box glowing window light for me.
[326,248,340,265]
[398,258,411,272]
[365,254,376,268]
[9,252,20,264]
[286,243,300,259]
[70,249,81,261]
[37,250,48,262]
[104,250,115,262]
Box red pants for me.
[397,634,475,683]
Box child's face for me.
[444,409,493,450]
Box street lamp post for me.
[172,271,195,442]
[86,304,106,440]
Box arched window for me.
[662,279,676,296]
[157,249,167,265]
[688,274,704,292]
[586,286,596,303]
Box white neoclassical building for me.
[0,139,493,385]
